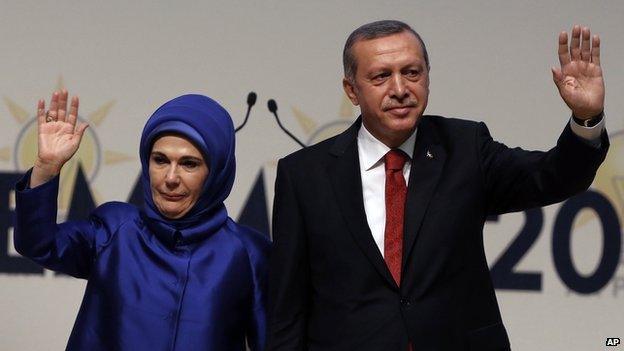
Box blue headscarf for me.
[139,94,236,245]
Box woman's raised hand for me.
[30,90,89,188]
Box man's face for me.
[343,31,430,147]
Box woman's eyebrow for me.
[179,156,204,162]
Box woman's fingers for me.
[47,91,59,122]
[67,96,79,128]
[74,122,89,145]
[57,89,69,122]
[37,99,46,127]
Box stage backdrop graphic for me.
[1,1,623,350]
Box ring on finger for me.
[45,111,54,123]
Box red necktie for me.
[384,149,408,286]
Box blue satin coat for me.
[14,95,270,351]
[14,172,269,350]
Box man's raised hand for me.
[552,25,605,120]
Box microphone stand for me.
[267,99,306,148]
[235,92,257,133]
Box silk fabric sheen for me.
[14,95,270,351]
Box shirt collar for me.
[357,123,417,171]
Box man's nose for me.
[389,75,409,100]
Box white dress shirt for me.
[357,117,605,257]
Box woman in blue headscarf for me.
[13,90,270,350]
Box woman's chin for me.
[157,204,189,220]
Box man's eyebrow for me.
[366,69,389,76]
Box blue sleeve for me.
[243,228,271,351]
[13,169,123,279]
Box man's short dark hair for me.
[343,20,429,81]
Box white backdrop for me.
[0,1,623,350]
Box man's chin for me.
[388,115,419,131]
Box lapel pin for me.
[426,150,434,159]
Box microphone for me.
[267,99,306,148]
[267,99,277,113]
[234,91,257,133]
[247,91,257,107]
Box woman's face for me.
[149,135,209,219]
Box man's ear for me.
[342,77,359,106]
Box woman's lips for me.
[161,192,185,201]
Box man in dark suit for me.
[266,20,608,350]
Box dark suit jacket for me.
[267,115,608,351]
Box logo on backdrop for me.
[483,130,623,295]
[1,88,622,298]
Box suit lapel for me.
[326,118,397,289]
[402,117,447,272]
